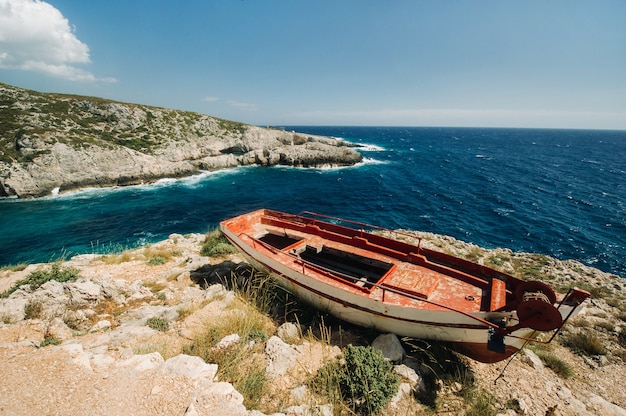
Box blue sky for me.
[1,0,625,129]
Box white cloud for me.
[0,0,115,82]
[203,96,219,102]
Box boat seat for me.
[490,278,507,311]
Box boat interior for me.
[259,232,392,289]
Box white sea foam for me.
[34,167,248,200]
[356,143,386,152]
[270,156,388,172]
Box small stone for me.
[521,349,544,370]
[371,333,405,362]
[277,322,300,343]
[216,334,240,349]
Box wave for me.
[355,143,386,152]
[268,157,389,172]
[10,167,250,201]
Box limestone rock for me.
[117,351,164,372]
[161,354,218,382]
[216,334,240,349]
[0,297,27,322]
[372,333,405,362]
[265,336,298,379]
[394,364,424,392]
[283,404,333,416]
[47,317,74,341]
[521,349,544,370]
[67,280,101,305]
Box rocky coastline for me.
[1,232,624,415]
[0,83,362,198]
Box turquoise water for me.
[1,127,624,277]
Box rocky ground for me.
[0,232,625,415]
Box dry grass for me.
[562,330,607,356]
[0,264,28,272]
[99,244,180,265]
[181,306,274,410]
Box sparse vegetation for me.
[0,82,228,166]
[24,300,44,320]
[534,349,574,378]
[1,263,81,298]
[461,385,497,416]
[146,255,167,265]
[182,306,273,410]
[216,117,248,135]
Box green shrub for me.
[310,358,344,406]
[1,263,80,298]
[40,336,61,347]
[313,344,399,415]
[200,229,237,257]
[146,316,169,332]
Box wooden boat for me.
[220,209,590,363]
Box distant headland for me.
[0,83,362,198]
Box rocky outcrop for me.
[1,233,625,415]
[0,83,362,198]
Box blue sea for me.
[1,127,624,278]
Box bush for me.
[146,316,169,332]
[313,345,399,415]
[201,229,237,257]
[1,263,80,298]
[40,336,61,347]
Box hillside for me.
[1,231,625,415]
[0,83,362,198]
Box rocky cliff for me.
[0,83,362,198]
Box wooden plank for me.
[490,278,507,311]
